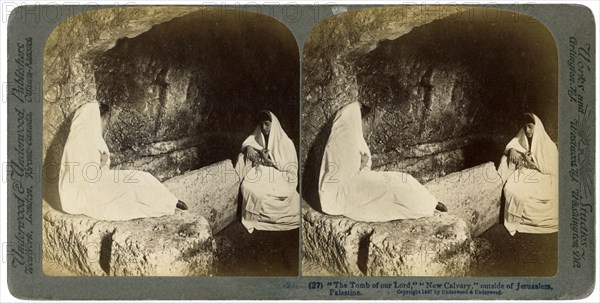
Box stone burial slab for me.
[164,159,242,234]
[423,161,504,237]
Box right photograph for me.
[301,6,558,276]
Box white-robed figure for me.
[59,102,187,221]
[240,110,300,233]
[498,113,558,236]
[318,102,445,222]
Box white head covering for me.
[318,102,371,215]
[241,111,298,179]
[58,102,180,220]
[505,113,558,175]
[59,102,110,214]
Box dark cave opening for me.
[42,8,301,277]
[355,12,557,182]
[89,10,301,276]
[352,12,559,276]
[299,7,559,277]
[93,10,299,181]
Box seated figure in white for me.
[498,113,558,235]
[239,110,300,233]
[318,102,447,222]
[59,102,187,221]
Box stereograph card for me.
[2,2,596,300]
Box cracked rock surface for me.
[164,160,242,234]
[42,7,298,276]
[302,201,471,276]
[301,7,557,210]
[44,7,298,184]
[43,201,215,276]
[424,162,503,237]
[43,160,244,276]
[302,162,502,276]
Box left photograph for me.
[42,6,300,276]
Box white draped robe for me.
[318,102,438,221]
[59,102,178,221]
[498,113,558,235]
[240,111,300,233]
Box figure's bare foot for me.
[176,200,188,210]
[435,202,448,212]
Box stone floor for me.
[44,220,554,277]
[469,224,558,276]
[213,222,299,276]
[301,223,558,277]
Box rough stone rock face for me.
[301,6,557,209]
[164,160,242,234]
[302,6,470,165]
[42,8,204,210]
[301,201,471,276]
[41,7,299,276]
[356,13,557,176]
[43,7,203,158]
[424,162,503,237]
[302,204,367,276]
[42,158,250,275]
[366,214,471,276]
[301,161,504,276]
[93,10,299,179]
[371,136,507,183]
[43,201,215,276]
[43,7,299,212]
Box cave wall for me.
[356,10,558,180]
[301,7,557,208]
[43,7,202,158]
[93,10,299,180]
[301,6,470,165]
[43,7,298,189]
[300,6,470,207]
[43,7,203,207]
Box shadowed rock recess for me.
[301,7,556,276]
[42,7,299,275]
